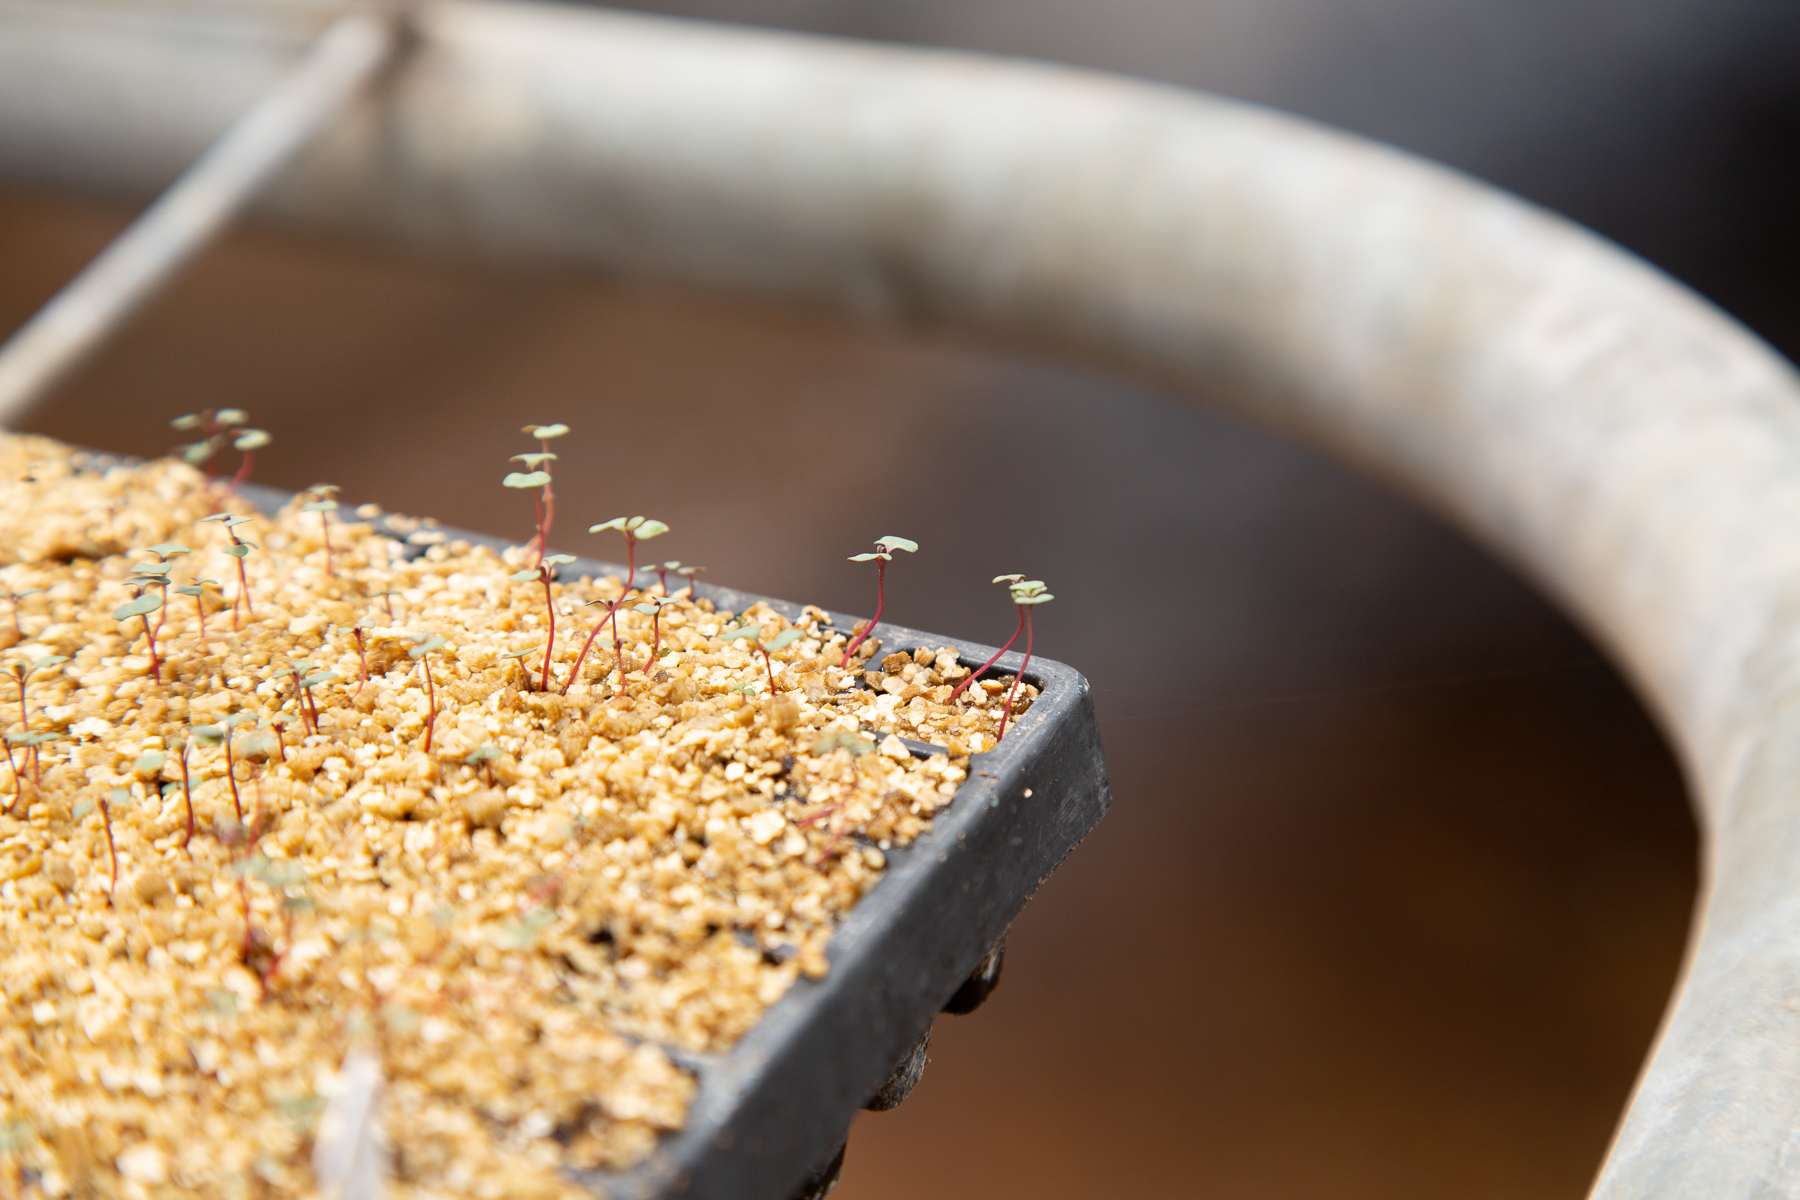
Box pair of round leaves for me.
[510,553,577,583]
[850,535,919,564]
[302,484,340,515]
[591,516,670,541]
[503,425,570,488]
[993,574,1054,606]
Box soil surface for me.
[0,434,1032,1199]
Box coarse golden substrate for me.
[0,435,1035,1199]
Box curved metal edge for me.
[7,4,1800,1193]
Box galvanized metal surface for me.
[0,7,395,425]
[5,3,1800,1194]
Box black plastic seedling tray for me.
[236,487,1113,1200]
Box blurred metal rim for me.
[2,2,1797,1195]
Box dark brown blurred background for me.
[8,0,1798,1194]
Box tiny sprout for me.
[408,634,448,754]
[631,594,679,674]
[114,588,166,681]
[374,587,403,622]
[9,653,67,738]
[176,577,221,638]
[655,561,681,596]
[564,593,628,695]
[191,721,247,822]
[946,575,1033,704]
[677,564,705,599]
[201,513,258,627]
[465,744,501,787]
[498,642,539,680]
[998,579,1052,738]
[8,726,64,793]
[173,735,196,847]
[589,516,670,593]
[510,554,575,691]
[101,786,127,893]
[723,624,807,692]
[508,423,569,564]
[171,408,252,488]
[841,536,918,666]
[229,428,271,491]
[301,485,341,577]
[5,586,41,638]
[811,730,875,758]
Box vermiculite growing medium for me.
[0,422,1048,1198]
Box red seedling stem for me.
[354,628,369,696]
[997,607,1037,739]
[421,654,439,755]
[178,742,195,849]
[564,598,618,694]
[139,611,163,682]
[11,666,29,736]
[644,608,664,675]
[223,732,244,823]
[840,557,887,667]
[320,510,335,578]
[946,606,1025,703]
[231,540,253,626]
[228,446,257,493]
[537,569,555,691]
[99,793,118,896]
[2,738,21,815]
[523,434,557,565]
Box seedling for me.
[286,661,341,736]
[946,574,1029,703]
[589,516,670,594]
[302,485,341,577]
[721,624,808,693]
[172,409,270,494]
[120,543,187,681]
[677,564,705,599]
[841,536,918,666]
[409,634,448,754]
[655,561,682,596]
[101,786,126,895]
[465,744,501,787]
[9,729,64,792]
[200,513,258,627]
[172,735,196,848]
[499,643,540,689]
[630,594,680,674]
[228,427,272,492]
[374,587,403,622]
[564,595,628,695]
[510,554,576,691]
[505,423,569,564]
[175,576,221,638]
[171,407,245,485]
[4,587,39,638]
[9,653,68,742]
[997,579,1053,738]
[1,733,21,813]
[352,622,372,695]
[192,717,252,822]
